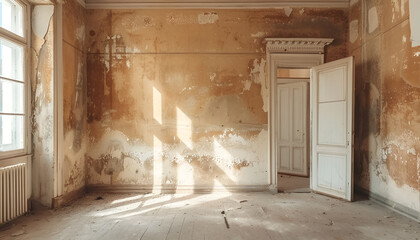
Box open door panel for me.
[311,56,354,201]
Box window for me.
[277,68,311,79]
[0,0,23,37]
[0,0,27,157]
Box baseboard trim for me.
[86,184,269,194]
[52,187,86,208]
[355,186,420,222]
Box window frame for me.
[0,0,30,160]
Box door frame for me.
[266,38,333,192]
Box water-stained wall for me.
[62,0,88,195]
[351,0,420,215]
[85,8,348,190]
[31,4,55,206]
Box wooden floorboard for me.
[1,192,419,240]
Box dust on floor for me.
[0,192,419,240]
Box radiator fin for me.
[0,163,27,224]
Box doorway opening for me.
[266,38,354,201]
[267,51,325,194]
[276,68,310,193]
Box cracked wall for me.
[85,8,348,189]
[62,0,88,195]
[31,4,55,206]
[351,0,420,214]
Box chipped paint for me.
[76,25,85,44]
[198,12,219,24]
[368,7,378,34]
[251,32,267,38]
[209,72,216,81]
[299,9,305,15]
[241,79,252,92]
[349,20,358,43]
[391,0,401,23]
[249,58,268,112]
[284,7,293,17]
[87,128,268,186]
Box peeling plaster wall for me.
[350,0,420,214]
[31,5,55,206]
[85,8,348,189]
[62,0,88,195]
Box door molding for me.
[266,38,333,54]
[266,38,332,192]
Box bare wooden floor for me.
[277,174,310,192]
[0,192,419,240]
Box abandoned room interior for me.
[0,0,419,239]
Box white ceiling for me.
[82,0,350,9]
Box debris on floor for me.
[11,229,25,237]
[221,211,230,229]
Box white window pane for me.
[0,79,23,114]
[0,0,23,37]
[0,114,23,151]
[0,37,23,81]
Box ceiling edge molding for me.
[265,38,334,54]
[84,1,349,9]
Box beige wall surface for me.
[62,0,88,195]
[84,8,348,189]
[350,0,420,213]
[31,4,55,206]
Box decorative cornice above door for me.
[265,38,334,54]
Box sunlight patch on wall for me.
[177,155,194,186]
[213,139,237,182]
[153,135,163,190]
[213,179,230,190]
[153,87,162,124]
[176,107,193,149]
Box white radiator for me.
[0,156,29,224]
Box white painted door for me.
[311,57,354,201]
[277,82,308,176]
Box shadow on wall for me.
[354,58,381,191]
